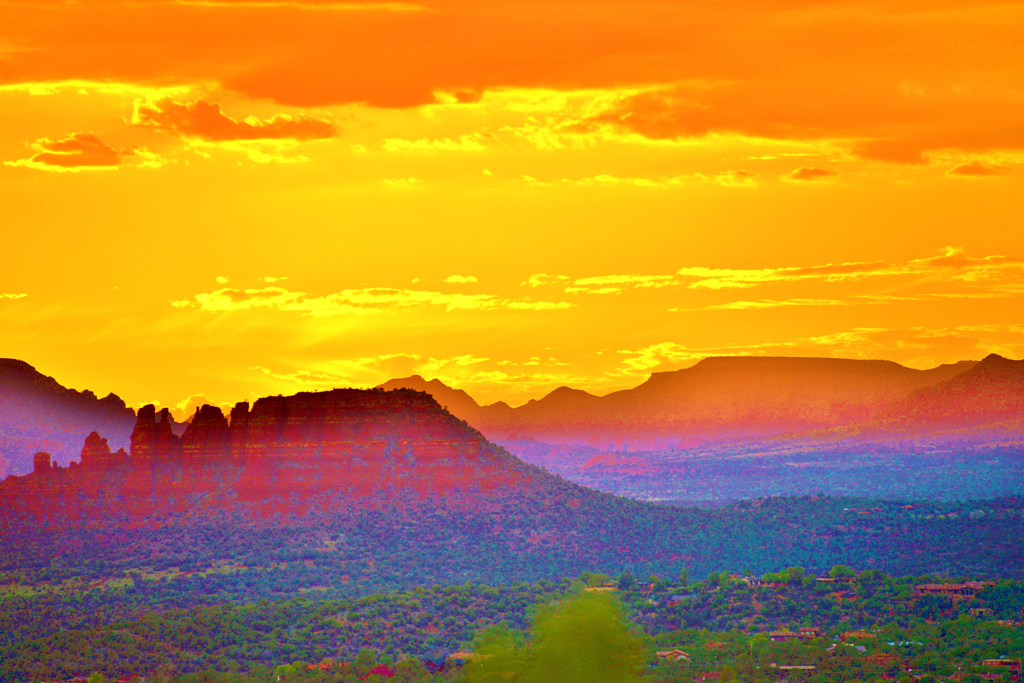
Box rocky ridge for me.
[0,388,552,529]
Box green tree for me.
[465,590,646,683]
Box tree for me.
[830,565,856,579]
[465,590,646,683]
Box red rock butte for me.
[0,388,548,529]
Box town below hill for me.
[2,566,1022,683]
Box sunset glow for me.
[2,0,1022,416]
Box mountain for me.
[870,353,1024,434]
[383,356,977,450]
[0,387,564,529]
[4,386,1023,592]
[0,359,137,478]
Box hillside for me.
[382,356,976,450]
[0,387,560,528]
[0,359,137,478]
[876,353,1024,431]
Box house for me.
[842,630,878,642]
[982,659,1022,674]
[770,630,815,643]
[656,649,691,662]
[705,641,728,650]
[915,583,991,602]
[971,608,994,618]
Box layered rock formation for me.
[0,388,544,529]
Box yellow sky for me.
[1,0,1022,417]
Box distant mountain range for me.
[3,381,1023,585]
[379,355,1024,450]
[378,355,1024,503]
[3,353,1023,503]
[0,359,137,478]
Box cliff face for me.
[0,388,542,529]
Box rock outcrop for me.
[0,388,543,529]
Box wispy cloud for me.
[523,273,569,287]
[1,293,27,300]
[790,167,837,181]
[171,285,571,314]
[5,132,121,171]
[701,298,853,310]
[616,324,1024,376]
[382,135,487,152]
[444,274,478,284]
[174,1,423,9]
[676,247,1024,290]
[949,161,1006,177]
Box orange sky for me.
[1,0,1022,417]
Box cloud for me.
[176,1,422,9]
[618,341,706,372]
[264,276,287,282]
[0,79,190,98]
[444,275,478,284]
[173,285,571,314]
[4,132,121,171]
[949,161,1005,177]
[564,286,622,295]
[133,97,337,141]
[523,273,569,287]
[564,273,679,295]
[171,394,237,422]
[573,274,676,288]
[802,325,1024,367]
[1,293,27,300]
[790,167,837,181]
[676,247,1024,290]
[702,298,854,311]
[215,276,230,284]
[381,135,487,152]
[569,170,758,189]
[616,324,1024,377]
[249,352,426,391]
[3,1,1021,159]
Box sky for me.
[1,0,1022,418]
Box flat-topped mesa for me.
[0,386,547,528]
[120,388,494,467]
[212,388,484,462]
